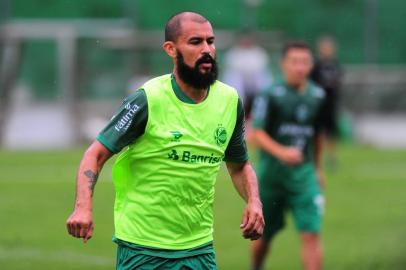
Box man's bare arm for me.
[66,141,113,242]
[252,128,303,165]
[226,161,264,240]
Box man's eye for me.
[190,39,201,45]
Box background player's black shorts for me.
[321,98,339,139]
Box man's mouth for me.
[200,63,213,69]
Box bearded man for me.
[66,11,264,270]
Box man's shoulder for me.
[308,81,326,100]
[212,80,239,98]
[213,80,237,92]
[265,82,288,98]
[142,74,172,91]
[122,88,147,106]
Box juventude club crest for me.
[214,125,227,146]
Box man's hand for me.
[66,208,94,243]
[276,147,303,166]
[240,199,265,240]
[252,129,303,166]
[226,161,264,240]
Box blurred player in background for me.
[66,11,264,270]
[311,36,343,168]
[222,30,273,120]
[251,41,325,270]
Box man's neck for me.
[320,55,334,61]
[285,78,307,93]
[173,71,208,103]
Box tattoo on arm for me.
[84,170,99,194]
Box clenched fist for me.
[240,199,265,240]
[66,208,94,243]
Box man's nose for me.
[201,41,212,54]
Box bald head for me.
[165,12,209,42]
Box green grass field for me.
[0,144,405,269]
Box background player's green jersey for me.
[252,79,326,237]
[253,79,325,163]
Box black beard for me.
[176,51,218,90]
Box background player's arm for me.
[251,92,303,165]
[252,129,303,165]
[314,131,326,189]
[226,161,264,241]
[66,141,113,242]
[314,133,323,170]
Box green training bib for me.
[112,74,238,249]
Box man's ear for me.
[163,41,177,58]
